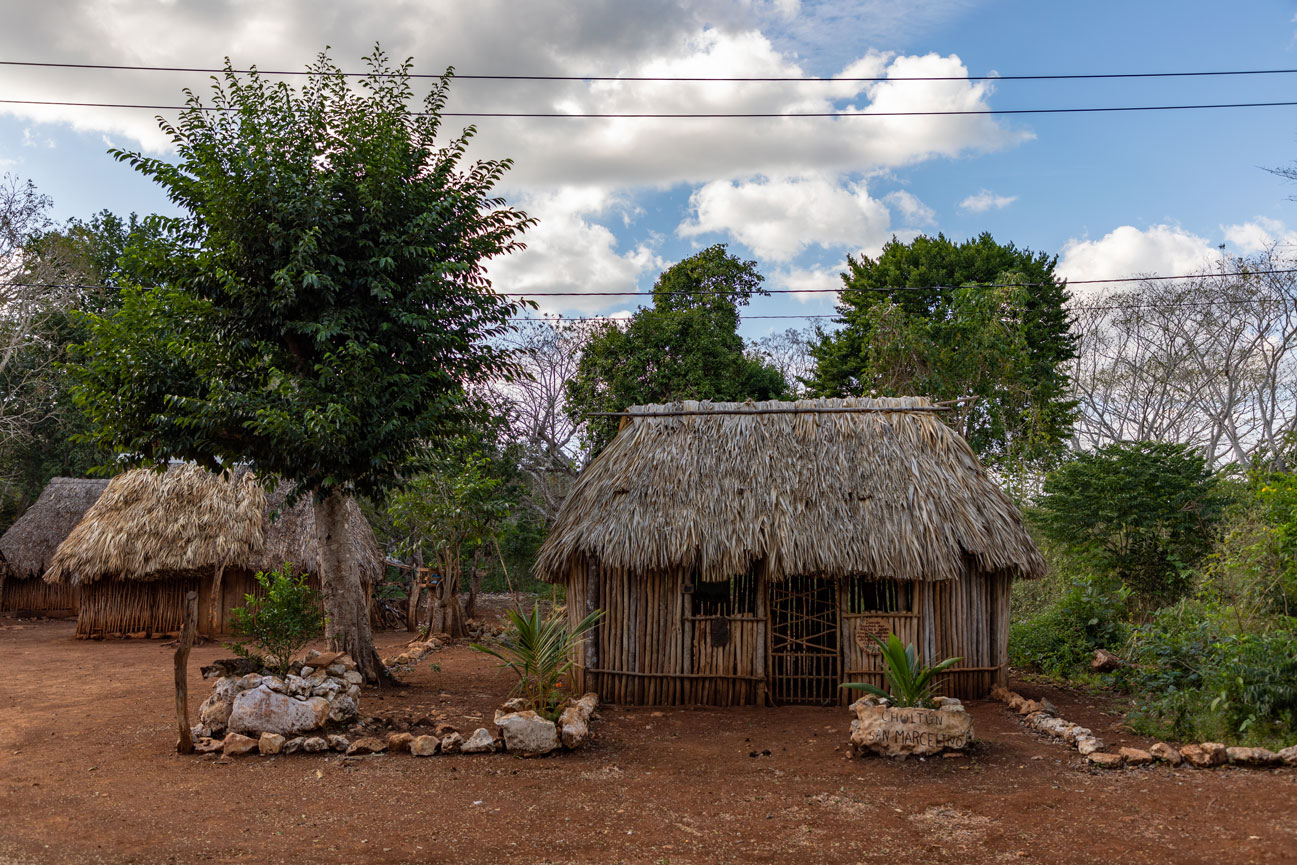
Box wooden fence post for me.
[175,590,199,754]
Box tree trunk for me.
[429,550,468,639]
[313,489,394,685]
[208,562,225,636]
[465,546,484,621]
[406,542,423,633]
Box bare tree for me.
[0,175,83,460]
[748,326,816,396]
[1069,250,1297,468]
[489,318,597,523]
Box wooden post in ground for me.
[175,590,198,754]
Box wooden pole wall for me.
[568,563,1014,706]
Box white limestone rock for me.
[461,728,497,753]
[227,685,328,736]
[496,711,559,757]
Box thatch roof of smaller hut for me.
[0,478,110,579]
[252,486,383,585]
[44,465,381,586]
[537,397,1047,584]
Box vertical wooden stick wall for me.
[569,562,1013,707]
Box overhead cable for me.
[3,96,1296,118]
[4,58,1297,83]
[9,268,1296,298]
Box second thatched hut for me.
[44,465,381,638]
[0,477,109,615]
[537,397,1046,706]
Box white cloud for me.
[1221,217,1297,255]
[21,128,55,149]
[0,2,1032,316]
[773,263,842,302]
[1057,224,1226,292]
[678,174,890,262]
[883,189,935,226]
[485,187,660,314]
[959,189,1015,213]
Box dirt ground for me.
[2,613,1294,865]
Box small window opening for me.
[691,568,758,616]
[847,578,911,614]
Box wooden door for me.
[767,575,839,705]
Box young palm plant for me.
[842,633,961,708]
[471,605,604,720]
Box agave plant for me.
[470,605,604,720]
[842,633,961,708]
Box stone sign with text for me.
[849,704,973,757]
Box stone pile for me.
[990,685,1297,770]
[192,650,363,754]
[382,637,442,669]
[847,695,973,758]
[493,692,599,757]
[201,682,601,759]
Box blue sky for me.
[2,0,1296,337]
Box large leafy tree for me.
[565,245,786,454]
[808,233,1077,474]
[1033,441,1225,604]
[70,50,533,682]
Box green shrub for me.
[1124,604,1297,748]
[1008,575,1131,677]
[226,563,324,678]
[470,604,603,720]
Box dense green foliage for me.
[226,564,324,677]
[0,209,168,529]
[807,233,1076,472]
[1014,467,1297,747]
[565,245,786,454]
[69,50,532,500]
[1034,441,1225,605]
[1122,603,1297,748]
[842,633,961,708]
[1008,575,1131,677]
[65,48,534,677]
[470,604,604,719]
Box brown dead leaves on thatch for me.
[0,478,109,579]
[43,465,380,586]
[537,397,1045,584]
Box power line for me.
[518,294,1297,322]
[501,268,1297,296]
[9,268,1292,297]
[3,96,1296,118]
[4,58,1297,83]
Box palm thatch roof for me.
[253,485,383,585]
[0,478,110,579]
[537,397,1046,584]
[44,465,381,586]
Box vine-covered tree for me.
[70,50,533,683]
[565,245,786,454]
[807,233,1077,474]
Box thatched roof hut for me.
[1,478,110,580]
[0,477,108,613]
[45,465,381,637]
[538,397,1045,706]
[45,465,266,587]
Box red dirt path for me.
[1,615,1294,865]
